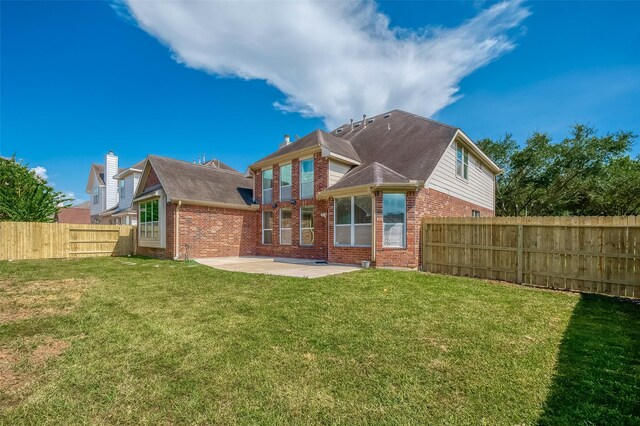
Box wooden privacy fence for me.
[422,216,640,298]
[0,222,136,260]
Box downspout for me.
[174,200,182,260]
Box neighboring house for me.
[132,155,257,259]
[55,201,91,224]
[132,109,500,268]
[85,151,144,224]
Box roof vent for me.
[354,123,361,128]
[279,134,291,149]
[384,113,391,118]
[336,128,342,133]
[367,118,374,124]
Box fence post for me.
[517,224,523,283]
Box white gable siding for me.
[89,184,103,216]
[426,140,495,210]
[105,153,119,210]
[328,160,351,186]
[118,174,136,211]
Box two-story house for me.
[132,109,500,268]
[85,152,145,224]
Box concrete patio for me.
[194,256,361,278]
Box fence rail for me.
[422,216,639,298]
[0,222,136,260]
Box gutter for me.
[316,181,422,200]
[169,198,259,211]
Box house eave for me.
[316,181,422,200]
[249,146,320,171]
[170,198,260,211]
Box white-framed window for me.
[262,169,273,204]
[262,211,273,244]
[92,187,99,205]
[472,210,481,218]
[280,208,292,245]
[456,143,469,180]
[139,199,159,240]
[334,195,372,247]
[280,164,292,202]
[300,206,314,245]
[119,179,125,198]
[383,193,406,248]
[300,158,314,199]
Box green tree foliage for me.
[477,125,638,216]
[0,156,72,222]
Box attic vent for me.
[336,128,343,133]
[384,113,391,118]
[367,118,374,123]
[354,123,361,128]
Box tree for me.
[0,156,72,222]
[476,125,638,216]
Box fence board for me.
[0,222,136,260]
[422,216,640,299]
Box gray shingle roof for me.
[330,110,459,184]
[252,130,360,166]
[326,162,411,191]
[144,155,254,207]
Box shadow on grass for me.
[538,294,640,425]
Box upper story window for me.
[262,169,273,204]
[92,187,99,205]
[334,195,372,247]
[383,193,406,248]
[300,158,314,200]
[280,164,292,202]
[456,143,469,180]
[139,199,159,240]
[119,179,125,198]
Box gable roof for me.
[251,130,360,168]
[330,110,460,183]
[136,155,255,208]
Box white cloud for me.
[31,166,48,180]
[123,0,530,128]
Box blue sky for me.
[1,1,639,203]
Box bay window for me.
[456,143,469,180]
[300,158,314,199]
[139,199,159,240]
[334,195,372,246]
[383,193,406,248]
[280,208,292,245]
[262,211,273,244]
[280,164,292,202]
[300,206,314,245]
[262,169,273,204]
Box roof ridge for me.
[370,161,408,179]
[149,154,243,176]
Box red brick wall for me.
[254,153,329,260]
[136,202,256,259]
[176,204,256,259]
[56,208,91,224]
[373,191,420,268]
[143,167,161,191]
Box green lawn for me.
[1,257,638,425]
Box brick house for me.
[133,110,500,268]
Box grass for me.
[0,257,638,425]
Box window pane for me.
[354,196,372,224]
[335,225,351,245]
[335,198,351,225]
[140,204,146,223]
[354,224,371,246]
[280,164,292,187]
[301,229,314,245]
[262,169,272,189]
[263,188,272,204]
[152,200,159,221]
[280,208,292,229]
[383,224,404,247]
[300,181,313,199]
[263,211,272,229]
[300,159,314,182]
[280,185,291,202]
[263,230,273,244]
[383,193,405,224]
[152,223,159,240]
[280,229,292,245]
[300,206,313,228]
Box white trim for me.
[382,192,407,249]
